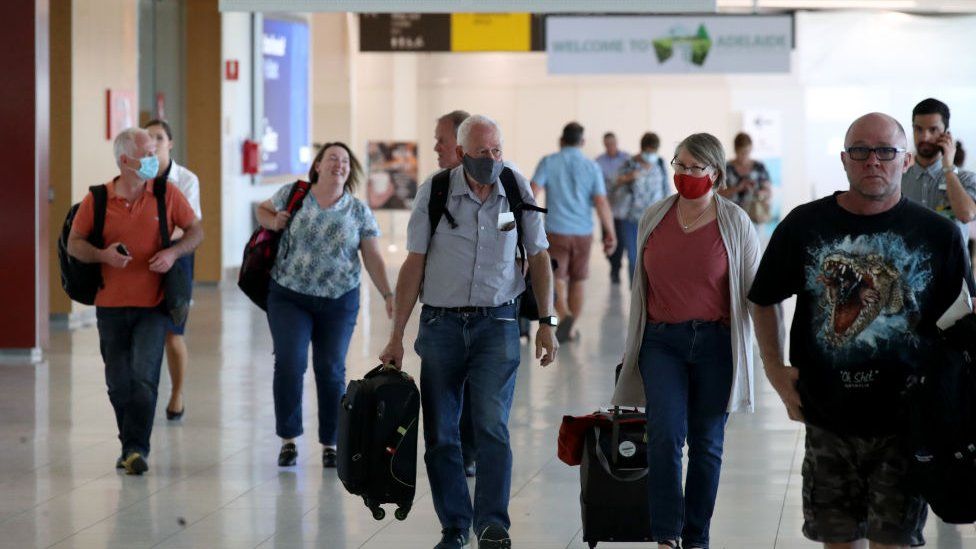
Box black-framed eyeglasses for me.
[845,146,906,161]
[670,158,712,177]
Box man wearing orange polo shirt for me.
[68,127,202,475]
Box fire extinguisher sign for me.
[225,60,239,81]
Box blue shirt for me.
[406,166,548,307]
[595,150,631,186]
[596,150,630,189]
[531,147,607,235]
[270,186,380,298]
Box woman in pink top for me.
[612,133,761,549]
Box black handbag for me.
[153,180,192,326]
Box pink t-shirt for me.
[643,204,731,324]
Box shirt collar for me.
[107,177,152,200]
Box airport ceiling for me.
[219,0,976,13]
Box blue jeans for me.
[637,320,734,548]
[267,281,359,445]
[96,306,168,457]
[415,302,521,533]
[608,218,639,285]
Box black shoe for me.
[435,527,470,549]
[166,406,185,421]
[322,447,337,468]
[555,315,576,343]
[121,452,148,475]
[278,442,298,466]
[115,455,125,469]
[464,460,476,478]
[477,524,511,549]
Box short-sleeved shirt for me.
[406,166,548,308]
[270,185,380,298]
[595,150,630,186]
[901,161,976,243]
[71,179,197,308]
[644,205,730,324]
[531,147,606,235]
[611,154,670,222]
[167,161,202,219]
[748,193,972,436]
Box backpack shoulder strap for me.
[428,169,456,240]
[89,184,108,247]
[153,179,171,248]
[284,180,312,216]
[499,168,546,275]
[657,156,666,174]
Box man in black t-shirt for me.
[749,113,972,548]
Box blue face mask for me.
[131,155,159,181]
[642,152,659,164]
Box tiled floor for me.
[2,241,975,548]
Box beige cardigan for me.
[611,194,761,413]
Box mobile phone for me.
[116,243,130,256]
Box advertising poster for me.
[366,141,418,210]
[262,17,311,178]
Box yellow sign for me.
[451,13,531,52]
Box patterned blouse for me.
[270,184,380,298]
[725,160,771,207]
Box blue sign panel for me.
[262,18,310,177]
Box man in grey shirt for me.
[902,97,976,243]
[380,114,557,549]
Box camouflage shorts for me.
[802,425,927,546]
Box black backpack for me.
[58,185,108,305]
[906,312,976,523]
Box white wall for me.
[221,13,291,270]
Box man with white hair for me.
[380,114,557,549]
[68,128,202,475]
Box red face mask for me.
[674,173,713,199]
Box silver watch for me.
[943,165,959,175]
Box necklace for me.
[677,198,712,231]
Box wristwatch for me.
[944,165,959,175]
[539,315,558,327]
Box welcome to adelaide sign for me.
[547,15,792,74]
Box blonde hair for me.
[674,133,727,189]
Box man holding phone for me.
[902,98,976,246]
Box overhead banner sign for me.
[359,13,545,52]
[451,13,531,52]
[547,15,792,74]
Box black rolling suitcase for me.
[337,364,420,521]
[580,407,653,548]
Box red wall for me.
[0,0,49,351]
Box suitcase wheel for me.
[370,506,385,521]
[394,506,410,521]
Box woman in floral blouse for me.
[256,142,394,468]
[719,132,773,224]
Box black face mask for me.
[462,154,504,185]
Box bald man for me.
[748,113,973,548]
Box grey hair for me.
[113,128,146,167]
[456,114,502,153]
[438,110,470,136]
[674,132,727,189]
